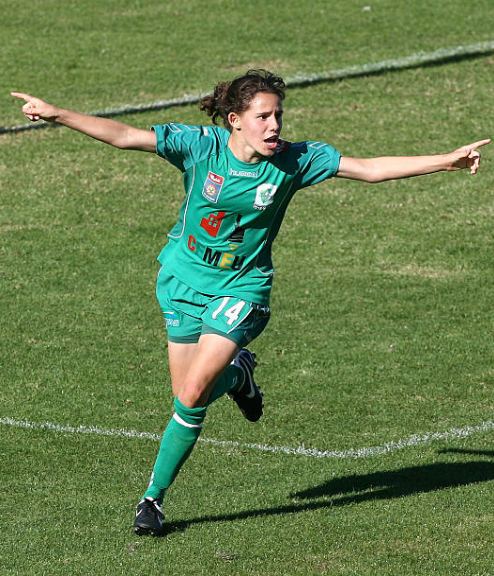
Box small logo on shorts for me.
[163,311,180,327]
[202,172,224,203]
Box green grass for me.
[1,0,494,124]
[2,1,494,574]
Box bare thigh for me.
[167,334,239,407]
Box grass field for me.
[2,1,494,574]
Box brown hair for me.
[200,69,285,130]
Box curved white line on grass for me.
[2,40,494,135]
[1,416,493,459]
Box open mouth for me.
[264,135,279,150]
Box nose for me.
[270,115,281,133]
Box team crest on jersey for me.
[202,172,224,203]
[253,184,278,211]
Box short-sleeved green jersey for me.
[154,123,341,305]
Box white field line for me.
[1,416,493,460]
[2,40,494,135]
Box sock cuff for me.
[174,397,207,426]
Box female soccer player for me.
[12,70,490,536]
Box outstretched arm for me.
[11,92,157,152]
[336,139,491,183]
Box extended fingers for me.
[11,92,41,121]
[466,138,491,151]
[460,139,490,174]
[11,91,32,101]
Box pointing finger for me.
[466,138,491,150]
[11,92,32,102]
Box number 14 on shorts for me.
[211,297,248,327]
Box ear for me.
[228,111,241,130]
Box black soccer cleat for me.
[229,349,263,422]
[133,497,165,537]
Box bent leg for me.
[143,334,242,503]
[168,336,243,406]
[176,334,240,407]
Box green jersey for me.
[154,123,341,305]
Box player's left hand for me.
[447,139,491,174]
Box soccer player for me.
[12,70,489,536]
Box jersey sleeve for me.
[294,141,341,189]
[152,123,229,172]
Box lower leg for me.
[142,335,240,502]
[205,363,243,405]
[143,397,206,503]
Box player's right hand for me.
[11,92,58,122]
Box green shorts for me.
[156,266,270,347]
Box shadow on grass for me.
[163,455,494,536]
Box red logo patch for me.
[200,211,226,237]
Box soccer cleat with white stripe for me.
[229,349,263,422]
[133,497,165,537]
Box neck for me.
[227,136,263,164]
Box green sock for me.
[206,363,244,406]
[143,397,207,504]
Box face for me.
[228,92,283,163]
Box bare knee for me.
[178,377,211,408]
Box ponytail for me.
[200,69,285,130]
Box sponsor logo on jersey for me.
[229,168,259,178]
[203,246,246,271]
[253,183,278,211]
[200,211,226,237]
[202,172,224,203]
[187,235,245,271]
[188,235,197,251]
